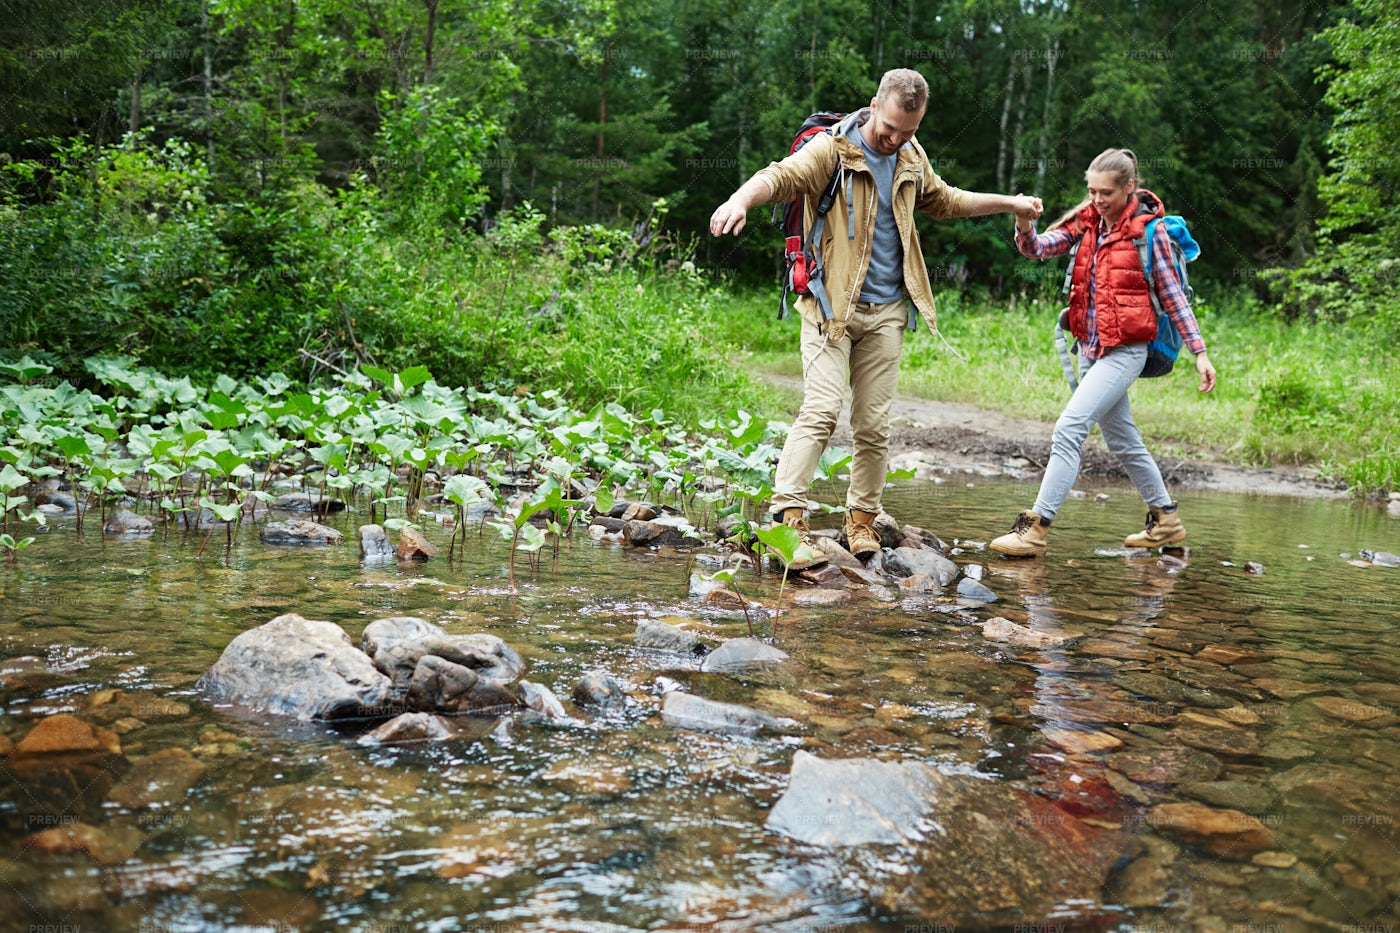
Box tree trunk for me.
[872,4,884,71]
[278,0,294,144]
[1008,58,1031,192]
[423,0,438,85]
[1036,38,1060,194]
[996,51,1017,192]
[592,39,609,221]
[129,77,142,135]
[202,0,215,163]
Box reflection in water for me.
[0,478,1396,931]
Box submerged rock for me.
[634,618,710,657]
[792,588,852,607]
[519,681,571,723]
[260,520,343,546]
[1180,780,1278,815]
[956,577,998,602]
[981,616,1071,649]
[622,515,703,548]
[106,748,208,809]
[1107,745,1223,785]
[359,524,396,562]
[356,712,496,745]
[767,752,941,846]
[0,656,57,691]
[197,613,394,720]
[14,714,121,756]
[84,689,190,726]
[660,691,798,736]
[699,638,789,674]
[23,822,144,866]
[1146,802,1276,859]
[687,571,726,600]
[572,673,631,713]
[103,508,154,535]
[271,492,345,513]
[767,751,1127,925]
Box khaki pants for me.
[771,299,907,516]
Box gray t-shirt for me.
[853,127,906,304]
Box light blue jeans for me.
[1032,343,1172,521]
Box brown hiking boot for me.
[1124,503,1186,548]
[777,507,828,571]
[843,508,881,559]
[990,510,1051,558]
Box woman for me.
[990,148,1217,558]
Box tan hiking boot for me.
[778,507,828,571]
[1124,503,1186,548]
[990,510,1051,558]
[843,508,881,559]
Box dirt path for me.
[763,373,1349,500]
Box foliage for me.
[0,358,804,585]
[372,85,496,236]
[1272,0,1400,338]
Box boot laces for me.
[1011,512,1036,535]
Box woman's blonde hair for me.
[1046,148,1141,232]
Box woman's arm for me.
[1148,222,1217,393]
[1014,221,1077,260]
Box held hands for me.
[709,197,749,237]
[1012,193,1043,232]
[1196,351,1217,394]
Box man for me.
[709,68,1042,569]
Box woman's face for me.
[1085,170,1134,225]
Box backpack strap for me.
[1062,220,1085,296]
[779,161,843,322]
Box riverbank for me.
[763,372,1359,501]
[711,285,1400,497]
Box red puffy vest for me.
[1066,190,1165,348]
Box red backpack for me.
[774,111,845,322]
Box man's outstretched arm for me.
[709,176,775,237]
[958,191,1043,220]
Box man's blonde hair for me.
[876,68,928,113]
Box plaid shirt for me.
[1016,220,1206,360]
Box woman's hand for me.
[1013,193,1041,233]
[1195,351,1217,393]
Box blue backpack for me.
[1054,215,1199,389]
[1136,215,1199,378]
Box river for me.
[1,477,1397,932]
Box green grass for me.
[704,285,1400,495]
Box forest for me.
[0,0,1397,486]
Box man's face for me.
[866,96,924,155]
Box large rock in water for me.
[197,613,394,720]
[360,616,526,689]
[406,654,522,715]
[882,546,959,586]
[767,751,1128,927]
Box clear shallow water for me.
[0,477,1397,932]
